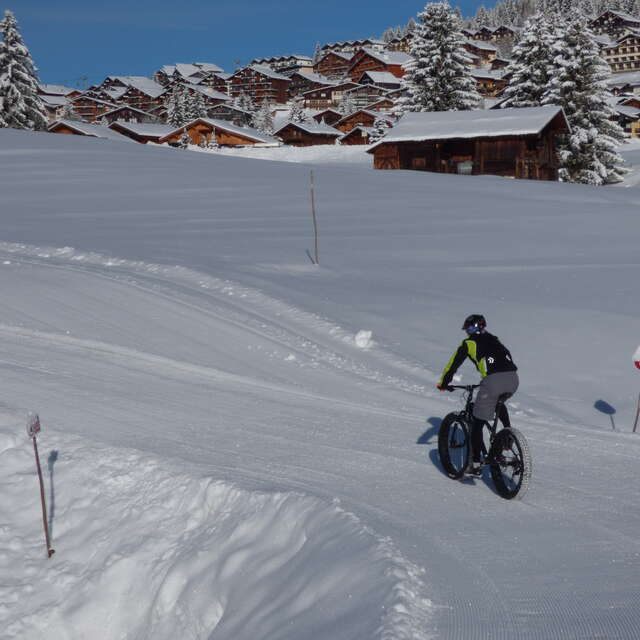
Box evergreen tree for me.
[184,89,206,122]
[165,85,186,127]
[337,91,357,116]
[543,20,627,184]
[288,97,309,123]
[502,12,557,108]
[232,91,256,126]
[0,10,47,130]
[253,99,274,133]
[368,116,392,143]
[397,2,481,114]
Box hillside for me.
[1,129,640,639]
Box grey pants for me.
[473,371,519,422]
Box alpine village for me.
[4,0,640,185]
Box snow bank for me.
[0,413,432,640]
[194,143,372,166]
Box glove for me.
[437,384,454,392]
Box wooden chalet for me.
[340,126,376,145]
[250,54,313,76]
[154,63,224,86]
[610,104,640,136]
[159,118,278,147]
[335,109,394,134]
[346,48,411,82]
[619,95,640,108]
[40,95,70,122]
[70,95,117,121]
[196,71,231,94]
[385,34,413,53]
[116,84,166,113]
[48,120,133,143]
[364,98,396,112]
[288,71,335,100]
[356,71,402,90]
[471,25,495,41]
[274,121,342,146]
[301,81,359,109]
[490,57,511,71]
[183,84,230,109]
[312,108,342,126]
[312,51,353,80]
[367,106,569,181]
[470,69,508,97]
[463,40,498,67]
[601,32,640,73]
[606,70,640,95]
[589,10,640,38]
[228,65,290,104]
[491,25,520,42]
[207,103,254,126]
[98,105,159,124]
[38,84,82,100]
[107,121,175,143]
[344,84,391,109]
[319,39,386,56]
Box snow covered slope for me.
[1,129,640,639]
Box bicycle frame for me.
[448,384,509,461]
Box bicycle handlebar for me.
[447,384,480,391]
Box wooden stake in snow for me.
[27,414,55,558]
[633,346,640,433]
[309,170,319,265]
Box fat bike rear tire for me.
[438,413,471,480]
[489,427,532,500]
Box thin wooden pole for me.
[633,392,640,434]
[310,170,319,265]
[28,415,55,558]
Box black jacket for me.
[438,331,517,387]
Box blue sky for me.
[10,1,487,87]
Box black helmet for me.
[462,314,486,334]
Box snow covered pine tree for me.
[542,19,627,185]
[396,1,481,115]
[0,10,47,130]
[502,12,558,108]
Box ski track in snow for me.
[2,132,640,639]
[2,243,640,639]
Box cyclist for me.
[437,314,519,475]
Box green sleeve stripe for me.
[465,339,487,378]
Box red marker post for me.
[27,414,55,558]
[633,346,640,433]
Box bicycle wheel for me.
[489,427,532,500]
[438,412,471,479]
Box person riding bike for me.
[437,314,519,475]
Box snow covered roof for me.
[367,106,568,151]
[40,95,69,107]
[318,50,353,61]
[236,65,291,81]
[614,105,640,119]
[100,105,156,118]
[106,76,166,98]
[340,125,375,140]
[290,71,339,85]
[163,118,279,144]
[184,83,230,101]
[337,109,394,124]
[108,121,176,137]
[607,71,640,87]
[48,120,135,142]
[358,71,402,85]
[357,48,413,66]
[274,121,342,136]
[470,68,506,80]
[252,54,313,64]
[464,39,499,52]
[39,83,77,96]
[594,9,640,24]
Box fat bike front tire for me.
[438,413,471,480]
[489,427,532,500]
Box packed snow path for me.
[1,130,640,639]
